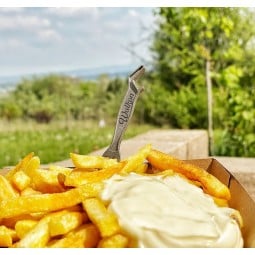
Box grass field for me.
[0,119,154,168]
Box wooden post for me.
[206,59,214,155]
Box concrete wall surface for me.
[91,129,209,160]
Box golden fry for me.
[83,198,120,237]
[64,162,125,187]
[0,183,103,219]
[48,224,100,248]
[11,171,31,191]
[15,220,38,239]
[5,152,34,180]
[70,153,118,169]
[48,165,73,173]
[1,213,43,229]
[0,189,80,219]
[213,197,229,207]
[49,210,86,237]
[13,218,50,248]
[21,187,42,196]
[0,175,19,201]
[120,144,151,174]
[98,234,129,248]
[131,162,148,174]
[0,225,16,247]
[147,149,231,200]
[22,156,40,176]
[29,168,72,193]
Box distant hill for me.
[63,65,134,79]
[0,64,137,93]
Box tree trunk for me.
[206,59,214,155]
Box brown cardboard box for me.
[186,158,255,248]
[1,158,255,247]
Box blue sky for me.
[0,7,157,77]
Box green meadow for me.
[0,120,153,168]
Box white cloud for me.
[7,38,24,48]
[0,7,156,76]
[0,7,24,13]
[0,37,25,49]
[37,28,63,43]
[128,9,139,17]
[46,7,99,18]
[0,15,50,31]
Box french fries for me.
[0,175,19,201]
[5,152,34,180]
[0,225,17,247]
[11,171,31,192]
[48,224,100,248]
[120,144,151,174]
[15,220,38,239]
[82,198,120,238]
[70,153,118,169]
[98,234,129,248]
[0,183,103,221]
[13,218,50,248]
[48,210,87,237]
[147,149,231,201]
[64,162,125,187]
[0,144,236,248]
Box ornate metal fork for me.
[102,65,145,161]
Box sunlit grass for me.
[0,119,154,168]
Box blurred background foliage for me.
[147,7,255,157]
[1,7,255,166]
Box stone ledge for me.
[91,129,209,160]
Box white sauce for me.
[100,173,243,248]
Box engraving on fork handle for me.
[118,87,136,125]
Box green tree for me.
[9,75,100,123]
[152,8,255,90]
[148,7,255,156]
[104,77,127,119]
[214,66,255,156]
[0,98,22,120]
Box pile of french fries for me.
[0,144,236,248]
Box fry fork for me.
[102,65,145,160]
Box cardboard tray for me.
[185,158,255,248]
[1,158,255,247]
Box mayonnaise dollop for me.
[100,173,243,248]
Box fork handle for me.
[103,81,143,160]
